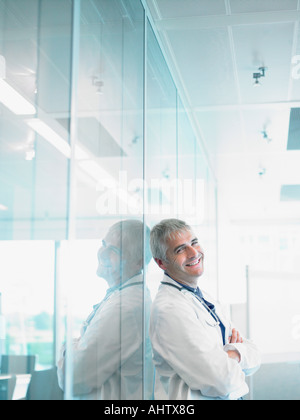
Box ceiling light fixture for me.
[0,55,5,78]
[261,130,272,143]
[79,160,114,182]
[27,119,71,159]
[258,166,266,178]
[92,76,104,95]
[253,66,267,87]
[26,118,91,161]
[0,79,37,115]
[0,55,36,115]
[0,204,8,211]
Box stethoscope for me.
[82,273,143,335]
[161,281,221,328]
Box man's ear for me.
[155,258,168,271]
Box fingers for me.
[230,328,237,343]
[229,328,243,344]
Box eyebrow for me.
[173,237,199,254]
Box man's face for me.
[96,229,142,286]
[96,231,123,286]
[156,229,204,286]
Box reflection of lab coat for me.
[149,275,261,400]
[57,274,153,400]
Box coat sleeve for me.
[213,298,261,376]
[223,339,261,376]
[151,298,250,400]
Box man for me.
[149,219,261,400]
[57,220,153,400]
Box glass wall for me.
[0,0,218,400]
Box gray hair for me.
[150,219,192,262]
[109,219,152,266]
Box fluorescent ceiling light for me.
[27,119,71,158]
[27,118,91,161]
[0,56,5,78]
[75,144,89,160]
[0,79,36,115]
[79,160,114,183]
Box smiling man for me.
[149,219,261,401]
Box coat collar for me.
[163,272,202,296]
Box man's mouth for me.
[186,256,203,267]
[100,261,112,269]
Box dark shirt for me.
[165,273,226,345]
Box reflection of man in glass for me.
[97,222,145,289]
[57,220,153,400]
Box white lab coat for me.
[149,275,261,400]
[57,274,154,400]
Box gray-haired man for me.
[149,219,260,400]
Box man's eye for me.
[176,247,185,254]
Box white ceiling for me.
[1,0,300,231]
[146,0,300,223]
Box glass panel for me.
[177,96,218,296]
[0,0,219,401]
[145,22,219,401]
[0,241,54,367]
[0,0,72,400]
[56,0,152,401]
[31,0,73,241]
[144,19,178,305]
[144,19,179,399]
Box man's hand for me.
[226,329,243,363]
[229,328,243,344]
[227,350,241,363]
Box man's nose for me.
[186,245,199,258]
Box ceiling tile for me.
[153,0,226,19]
[166,27,238,106]
[230,0,298,14]
[195,110,244,155]
[232,22,295,104]
[242,108,290,153]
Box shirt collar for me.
[100,272,143,303]
[164,272,203,299]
